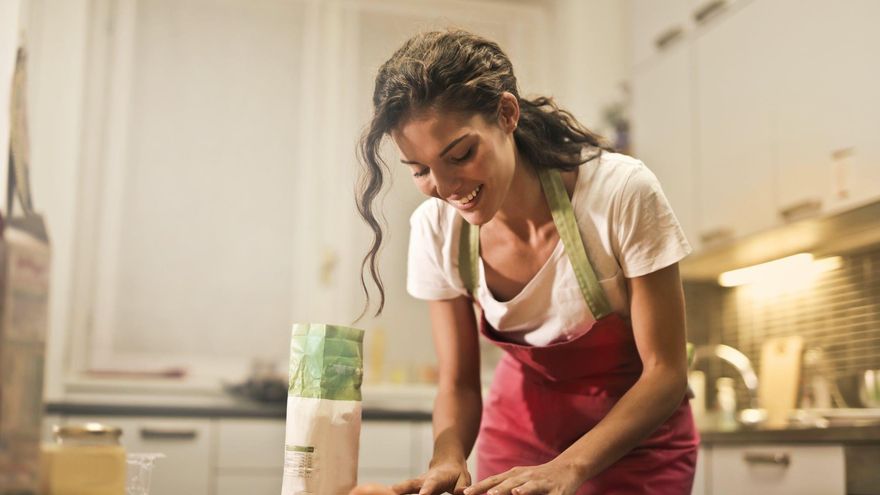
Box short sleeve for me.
[407,201,461,300]
[612,164,692,278]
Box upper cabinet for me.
[693,0,777,243]
[770,0,880,216]
[630,0,880,253]
[630,0,695,68]
[631,41,698,245]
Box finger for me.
[486,475,528,495]
[418,477,445,495]
[392,478,423,495]
[453,470,473,495]
[465,472,510,495]
[511,481,543,495]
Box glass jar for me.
[44,423,126,495]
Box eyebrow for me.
[400,133,472,165]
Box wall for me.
[20,0,631,393]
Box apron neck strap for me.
[458,168,612,319]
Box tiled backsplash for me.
[684,245,880,408]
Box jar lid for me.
[54,422,122,441]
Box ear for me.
[496,92,520,133]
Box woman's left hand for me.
[463,460,585,495]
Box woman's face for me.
[391,99,519,225]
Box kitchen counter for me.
[699,424,880,444]
[45,399,432,421]
[44,382,437,421]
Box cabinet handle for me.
[699,227,734,245]
[693,0,728,24]
[140,427,198,440]
[778,198,822,222]
[654,26,684,50]
[743,452,791,467]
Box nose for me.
[431,167,462,199]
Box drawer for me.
[358,421,414,471]
[710,444,845,495]
[216,473,281,495]
[65,416,213,495]
[216,418,285,470]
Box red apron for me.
[459,168,699,494]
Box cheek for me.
[414,178,436,197]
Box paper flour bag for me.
[282,323,364,495]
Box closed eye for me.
[413,167,430,178]
[450,147,473,163]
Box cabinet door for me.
[631,41,697,246]
[216,419,284,471]
[772,0,880,213]
[215,419,284,492]
[358,421,414,484]
[692,446,709,495]
[67,416,213,495]
[694,0,777,244]
[710,444,845,495]
[216,474,280,495]
[630,0,693,67]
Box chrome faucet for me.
[689,344,760,410]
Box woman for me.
[357,30,698,495]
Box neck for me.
[489,153,554,241]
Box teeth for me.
[457,185,481,205]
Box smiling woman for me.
[356,29,697,495]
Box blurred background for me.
[1,0,878,494]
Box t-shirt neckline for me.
[477,166,587,306]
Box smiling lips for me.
[452,184,483,209]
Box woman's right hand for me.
[392,459,472,495]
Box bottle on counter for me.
[42,423,126,495]
[716,377,738,430]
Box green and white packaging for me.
[282,324,365,495]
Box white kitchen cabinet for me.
[710,444,845,495]
[358,420,417,484]
[216,474,280,495]
[629,0,694,67]
[631,40,698,245]
[216,419,284,470]
[215,419,284,493]
[63,415,213,495]
[692,446,709,495]
[771,0,880,216]
[693,0,777,245]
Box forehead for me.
[392,109,487,157]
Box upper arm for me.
[626,263,688,379]
[428,297,481,393]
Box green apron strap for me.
[457,168,612,319]
[537,168,612,319]
[458,218,480,296]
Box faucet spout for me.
[690,344,760,409]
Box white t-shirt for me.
[406,152,691,346]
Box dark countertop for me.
[699,424,880,445]
[45,400,433,422]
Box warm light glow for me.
[718,253,842,288]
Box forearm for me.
[556,366,688,480]
[431,385,483,466]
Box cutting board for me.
[758,336,804,427]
